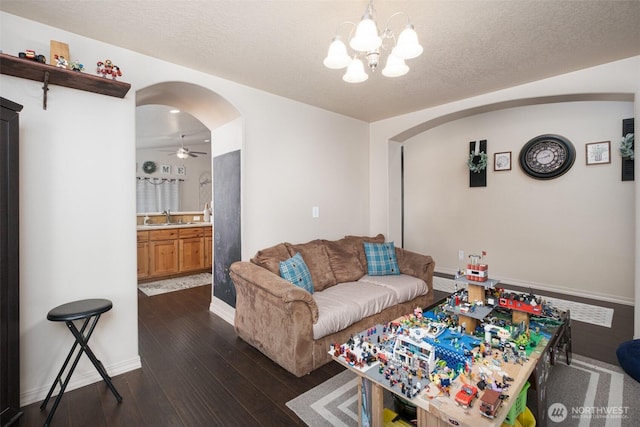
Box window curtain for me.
[136,178,181,213]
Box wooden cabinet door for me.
[179,237,205,272]
[137,242,149,279]
[149,240,179,276]
[204,236,213,269]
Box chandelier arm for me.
[333,21,357,38]
[382,11,410,38]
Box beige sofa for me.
[229,234,435,377]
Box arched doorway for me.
[136,82,242,322]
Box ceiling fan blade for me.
[190,151,208,155]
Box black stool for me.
[40,299,122,426]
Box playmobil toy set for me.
[330,266,570,426]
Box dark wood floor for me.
[19,282,633,426]
[19,285,344,427]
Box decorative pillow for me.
[617,339,640,383]
[251,243,291,275]
[323,238,366,283]
[345,234,385,271]
[286,240,337,291]
[363,241,400,276]
[279,252,314,294]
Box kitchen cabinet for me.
[178,228,205,272]
[137,225,212,282]
[149,229,179,277]
[136,231,149,279]
[204,226,213,269]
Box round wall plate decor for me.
[519,134,576,180]
[142,161,156,174]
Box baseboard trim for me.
[435,268,634,306]
[20,355,142,407]
[210,296,235,326]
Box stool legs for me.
[40,314,122,427]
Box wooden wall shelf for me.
[0,53,131,109]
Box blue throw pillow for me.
[363,241,400,276]
[279,252,314,294]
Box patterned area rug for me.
[287,354,640,427]
[137,273,212,296]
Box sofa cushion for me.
[286,240,337,292]
[364,241,401,276]
[323,238,366,283]
[344,233,385,271]
[312,281,398,339]
[251,243,291,275]
[279,253,314,294]
[359,274,428,303]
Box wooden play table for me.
[331,293,570,427]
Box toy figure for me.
[69,60,85,72]
[54,54,69,69]
[97,59,123,80]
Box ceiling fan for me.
[167,134,208,159]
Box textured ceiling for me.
[1,1,640,123]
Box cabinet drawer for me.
[204,226,212,237]
[179,227,204,239]
[137,231,149,242]
[149,229,178,241]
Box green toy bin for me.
[503,381,530,426]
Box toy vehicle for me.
[18,50,46,63]
[455,384,478,408]
[479,389,503,418]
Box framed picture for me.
[585,141,611,165]
[160,164,171,175]
[494,151,511,171]
[175,165,186,176]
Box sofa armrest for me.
[230,261,319,376]
[395,247,435,294]
[229,261,319,323]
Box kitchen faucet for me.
[161,209,171,223]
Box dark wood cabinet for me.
[1,97,22,427]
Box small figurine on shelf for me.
[54,54,69,69]
[97,59,123,80]
[69,60,84,72]
[19,49,46,63]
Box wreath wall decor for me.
[142,161,157,174]
[467,151,488,173]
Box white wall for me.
[1,12,370,405]
[403,101,634,303]
[370,56,640,337]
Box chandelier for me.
[323,0,423,83]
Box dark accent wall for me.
[213,150,241,307]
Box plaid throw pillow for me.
[279,252,314,294]
[363,241,400,276]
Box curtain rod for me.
[137,177,184,182]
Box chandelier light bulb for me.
[349,13,382,52]
[343,58,369,83]
[323,36,351,69]
[382,54,409,77]
[392,23,423,59]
